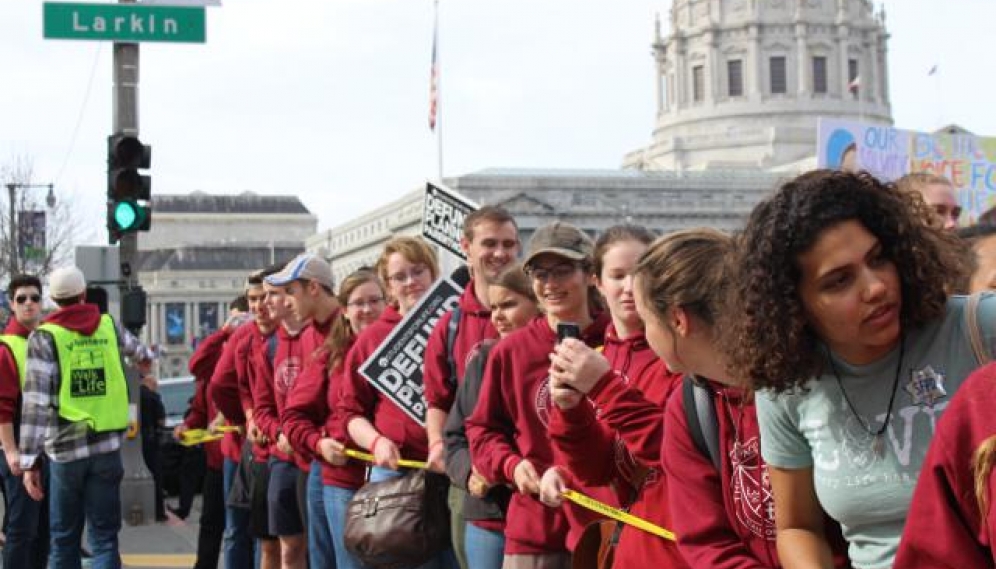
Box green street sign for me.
[43,2,206,43]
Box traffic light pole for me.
[113,19,155,525]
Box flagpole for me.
[434,0,443,183]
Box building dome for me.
[624,0,892,171]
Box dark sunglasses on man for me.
[14,294,41,304]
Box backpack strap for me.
[683,375,721,471]
[965,292,992,366]
[445,305,462,389]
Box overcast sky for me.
[2,0,994,244]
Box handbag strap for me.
[966,292,992,365]
[606,462,652,549]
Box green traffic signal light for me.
[113,201,141,230]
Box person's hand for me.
[549,375,585,410]
[468,466,491,498]
[371,436,400,470]
[512,459,541,495]
[549,339,611,395]
[23,469,44,501]
[173,424,188,442]
[539,467,567,507]
[276,433,294,455]
[427,440,446,473]
[317,438,347,466]
[223,313,251,333]
[247,419,267,446]
[5,448,21,477]
[207,413,226,434]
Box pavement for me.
[0,497,202,569]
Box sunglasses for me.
[15,294,41,305]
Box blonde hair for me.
[974,435,996,528]
[632,228,734,331]
[375,236,440,305]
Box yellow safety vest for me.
[0,334,27,387]
[38,315,128,432]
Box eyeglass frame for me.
[346,296,386,309]
[386,264,431,285]
[524,261,585,283]
[14,294,41,305]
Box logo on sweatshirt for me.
[535,379,551,427]
[275,356,302,396]
[730,435,776,540]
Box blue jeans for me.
[49,449,123,569]
[0,455,49,569]
[368,467,459,569]
[307,462,336,569]
[222,457,254,569]
[322,484,363,569]
[464,522,504,569]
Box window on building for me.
[848,58,860,98]
[770,56,787,94]
[727,60,743,97]
[692,65,705,102]
[813,56,827,94]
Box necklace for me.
[826,335,905,458]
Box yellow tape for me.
[179,429,225,447]
[214,425,241,433]
[561,489,675,541]
[344,448,428,470]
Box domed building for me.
[624,0,892,171]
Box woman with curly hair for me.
[728,169,996,569]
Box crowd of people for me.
[0,167,995,569]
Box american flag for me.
[428,8,439,131]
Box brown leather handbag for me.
[572,519,618,569]
[344,469,451,569]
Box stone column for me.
[748,23,761,100]
[796,22,809,95]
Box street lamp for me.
[5,182,56,277]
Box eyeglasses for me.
[526,263,579,283]
[387,265,430,285]
[14,294,41,305]
[346,296,385,309]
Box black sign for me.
[359,276,464,426]
[422,182,478,260]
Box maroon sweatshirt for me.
[250,323,309,469]
[423,280,497,412]
[550,325,688,568]
[664,381,781,568]
[0,318,32,427]
[281,311,366,491]
[337,306,431,460]
[187,327,231,469]
[208,322,260,462]
[466,314,610,555]
[894,362,996,569]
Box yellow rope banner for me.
[343,448,429,470]
[179,429,225,447]
[562,489,676,541]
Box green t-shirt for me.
[757,294,996,569]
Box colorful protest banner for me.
[358,274,464,426]
[422,181,478,260]
[817,118,996,223]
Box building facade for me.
[624,0,891,171]
[138,192,315,377]
[308,168,788,283]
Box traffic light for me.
[107,134,152,244]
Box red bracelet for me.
[370,435,383,453]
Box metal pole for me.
[7,184,16,278]
[114,0,154,525]
[434,0,443,183]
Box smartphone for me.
[556,322,581,344]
